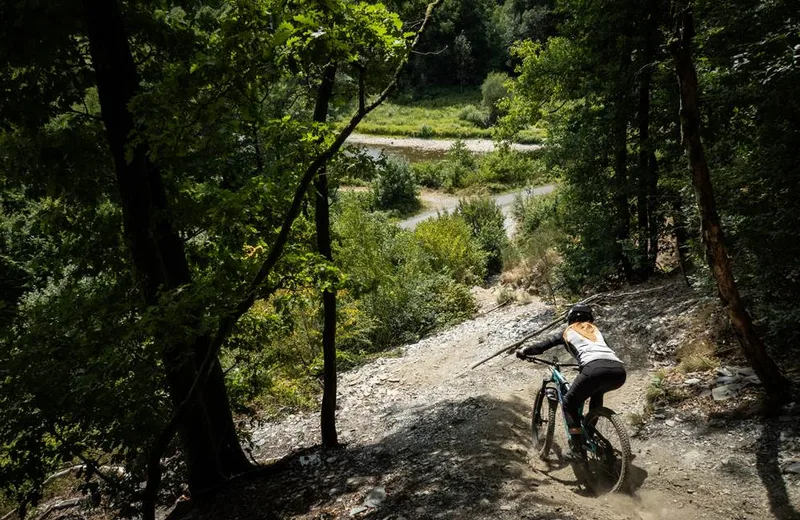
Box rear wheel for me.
[581,407,631,493]
[531,389,557,460]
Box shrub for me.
[482,71,510,124]
[440,140,477,191]
[414,212,487,285]
[457,196,509,275]
[412,160,447,189]
[505,190,564,301]
[511,189,561,237]
[329,145,383,185]
[333,200,476,348]
[416,124,435,138]
[458,104,489,128]
[473,144,535,186]
[372,155,420,213]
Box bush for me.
[505,190,564,300]
[440,140,477,191]
[372,155,420,213]
[414,212,487,285]
[333,199,477,348]
[457,196,509,275]
[511,189,561,237]
[329,145,383,185]
[471,144,536,186]
[458,104,489,128]
[412,161,447,189]
[482,71,510,124]
[416,124,435,138]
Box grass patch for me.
[676,337,719,374]
[645,369,670,407]
[339,87,546,143]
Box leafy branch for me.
[139,2,441,518]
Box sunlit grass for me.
[338,87,546,143]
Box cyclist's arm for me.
[522,330,565,355]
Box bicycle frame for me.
[535,358,599,456]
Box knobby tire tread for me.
[583,406,631,493]
[531,390,556,460]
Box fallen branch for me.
[42,464,126,488]
[470,311,567,370]
[469,285,680,370]
[34,498,88,520]
[475,298,512,317]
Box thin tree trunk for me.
[612,94,633,280]
[672,9,789,401]
[637,1,661,278]
[647,151,659,271]
[637,65,653,277]
[313,64,339,448]
[83,0,252,496]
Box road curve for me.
[397,184,556,234]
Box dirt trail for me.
[183,281,799,520]
[398,186,555,232]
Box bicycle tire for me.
[531,389,557,460]
[581,406,631,493]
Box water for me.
[351,143,448,163]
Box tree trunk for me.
[612,94,633,280]
[672,197,691,285]
[672,9,789,401]
[83,0,252,493]
[636,65,653,277]
[313,64,339,448]
[637,2,661,278]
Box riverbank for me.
[346,133,542,155]
[345,132,544,164]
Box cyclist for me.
[516,303,626,462]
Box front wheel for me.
[531,389,557,460]
[581,407,631,493]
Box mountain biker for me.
[516,303,626,462]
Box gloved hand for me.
[519,345,544,357]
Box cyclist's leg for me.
[562,371,596,452]
[587,363,627,412]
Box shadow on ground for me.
[169,394,569,520]
[756,418,800,520]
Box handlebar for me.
[521,356,580,369]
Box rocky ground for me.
[173,278,800,520]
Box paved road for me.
[397,184,556,234]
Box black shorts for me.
[562,359,626,421]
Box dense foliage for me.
[387,0,558,90]
[505,0,800,362]
[0,0,416,514]
[412,140,550,192]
